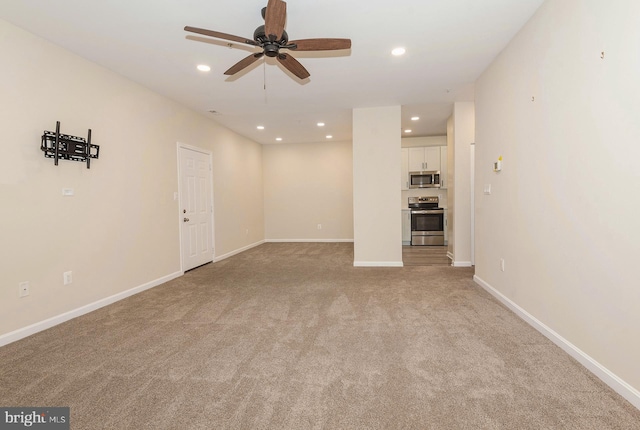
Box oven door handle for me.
[411,210,444,214]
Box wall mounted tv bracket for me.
[41,121,99,169]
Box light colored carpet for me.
[1,242,639,429]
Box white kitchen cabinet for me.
[408,147,440,172]
[402,209,411,244]
[439,145,448,189]
[401,148,409,190]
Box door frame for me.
[176,142,215,273]
[470,142,475,266]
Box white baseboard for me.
[213,240,265,262]
[473,275,640,410]
[265,239,354,243]
[452,260,473,267]
[0,270,183,347]
[353,261,403,267]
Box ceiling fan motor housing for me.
[253,25,289,56]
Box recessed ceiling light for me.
[404,129,412,133]
[392,47,406,56]
[275,137,283,141]
[317,122,325,127]
[326,135,333,139]
[257,125,265,130]
[197,64,211,72]
[411,116,420,121]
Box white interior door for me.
[178,145,213,271]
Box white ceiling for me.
[0,0,543,144]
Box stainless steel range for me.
[408,196,444,246]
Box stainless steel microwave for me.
[409,171,441,188]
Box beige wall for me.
[0,19,263,339]
[208,129,264,258]
[352,106,402,266]
[263,141,353,241]
[474,0,640,404]
[450,102,474,266]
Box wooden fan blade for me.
[276,53,310,79]
[265,0,286,42]
[184,26,257,46]
[224,53,264,75]
[289,38,352,51]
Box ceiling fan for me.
[184,0,351,80]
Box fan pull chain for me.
[263,60,268,104]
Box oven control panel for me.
[408,196,439,204]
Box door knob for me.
[183,217,189,222]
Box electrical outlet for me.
[63,271,73,285]
[317,224,322,230]
[245,229,249,235]
[500,258,505,272]
[19,281,30,297]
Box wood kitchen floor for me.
[402,245,451,266]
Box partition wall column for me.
[352,106,403,267]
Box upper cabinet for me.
[401,137,448,191]
[401,145,448,190]
[408,147,440,172]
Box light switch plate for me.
[19,281,30,297]
[483,184,492,195]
